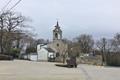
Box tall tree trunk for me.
[0,18,4,54]
[0,30,4,54]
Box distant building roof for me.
[44,48,55,53]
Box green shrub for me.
[10,48,20,58]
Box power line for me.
[0,0,22,14]
[9,0,22,11]
[1,0,13,12]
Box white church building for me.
[37,44,55,61]
[29,21,68,62]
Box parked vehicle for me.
[66,57,77,68]
[48,53,55,62]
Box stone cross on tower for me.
[53,21,62,41]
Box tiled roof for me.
[44,48,55,52]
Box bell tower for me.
[53,21,62,41]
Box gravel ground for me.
[0,60,85,80]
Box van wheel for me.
[75,65,77,68]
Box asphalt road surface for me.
[0,60,84,80]
[78,64,120,80]
[0,60,120,80]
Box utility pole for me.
[102,38,107,66]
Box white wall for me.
[29,55,37,61]
[37,48,48,61]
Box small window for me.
[56,52,60,57]
[55,33,58,38]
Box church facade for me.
[48,21,68,62]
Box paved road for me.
[0,60,120,80]
[0,60,85,80]
[78,64,120,80]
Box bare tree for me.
[96,38,107,65]
[0,18,3,53]
[76,34,94,53]
[36,38,50,44]
[5,11,25,53]
[0,11,29,54]
[5,11,25,32]
[0,13,7,53]
[67,42,81,57]
[112,33,120,52]
[96,38,107,52]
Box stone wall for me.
[77,55,102,66]
[48,40,68,62]
[106,53,120,66]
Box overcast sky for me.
[0,0,120,40]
